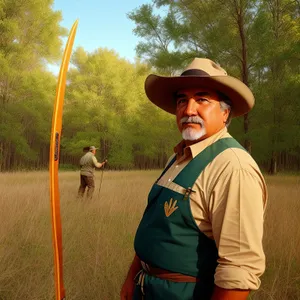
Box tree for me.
[59,47,180,170]
[0,0,66,170]
[128,0,300,172]
[252,0,300,173]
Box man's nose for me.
[184,98,198,116]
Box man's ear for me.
[222,108,230,123]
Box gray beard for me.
[182,127,207,141]
[180,116,206,141]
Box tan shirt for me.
[79,152,102,176]
[156,127,268,290]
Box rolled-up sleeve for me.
[92,156,102,168]
[210,167,266,290]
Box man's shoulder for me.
[80,152,93,162]
[81,151,91,156]
[215,141,261,173]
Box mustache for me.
[180,116,204,126]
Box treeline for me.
[128,0,300,174]
[1,0,300,174]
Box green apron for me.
[134,138,245,299]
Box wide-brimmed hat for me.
[89,146,98,151]
[144,58,255,117]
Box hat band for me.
[180,69,209,76]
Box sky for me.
[49,0,152,73]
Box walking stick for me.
[98,158,107,198]
[49,20,78,300]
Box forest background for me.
[1,0,300,174]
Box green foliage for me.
[1,1,300,172]
[61,48,179,169]
[128,0,300,172]
[59,163,78,171]
[0,0,66,170]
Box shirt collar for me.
[174,127,230,161]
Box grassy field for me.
[0,170,299,300]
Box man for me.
[121,58,268,299]
[77,146,107,200]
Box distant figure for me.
[77,146,107,200]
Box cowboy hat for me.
[144,58,254,117]
[89,146,98,151]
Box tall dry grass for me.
[0,171,299,300]
[251,175,300,300]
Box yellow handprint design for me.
[164,198,179,217]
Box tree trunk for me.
[243,113,251,153]
[269,151,277,175]
[236,3,252,154]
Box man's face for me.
[175,87,229,144]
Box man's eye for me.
[177,98,186,105]
[196,98,209,102]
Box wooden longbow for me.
[49,20,78,300]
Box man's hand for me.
[211,286,250,300]
[120,255,141,300]
[120,274,136,300]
